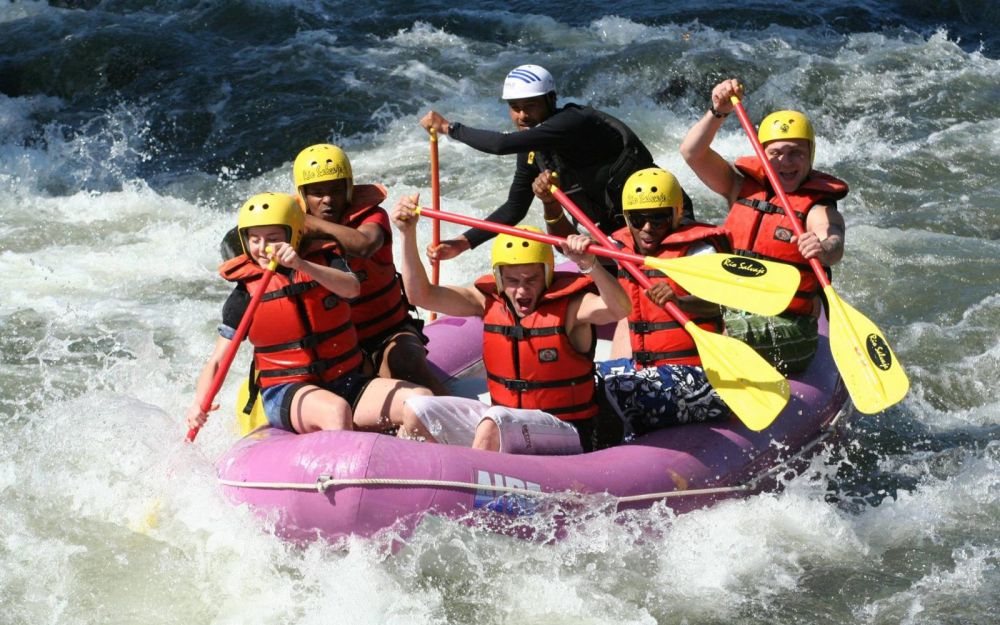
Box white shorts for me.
[404,396,583,455]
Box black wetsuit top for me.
[449,103,694,248]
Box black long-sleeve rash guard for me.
[449,104,625,249]
[460,151,540,249]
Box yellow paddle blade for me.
[643,253,799,316]
[235,378,268,436]
[825,286,909,414]
[686,322,790,431]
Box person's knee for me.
[408,385,433,400]
[395,388,436,441]
[296,395,353,433]
[399,409,424,438]
[382,336,446,392]
[396,384,433,412]
[382,335,422,370]
[472,418,501,452]
[316,399,352,431]
[327,404,353,430]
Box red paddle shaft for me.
[186,260,278,442]
[429,130,441,322]
[548,186,695,326]
[730,99,831,289]
[416,205,669,269]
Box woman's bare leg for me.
[353,378,437,442]
[288,385,353,433]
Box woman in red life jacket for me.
[596,168,732,444]
[680,79,848,373]
[391,194,632,453]
[185,192,434,438]
[292,143,446,396]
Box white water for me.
[2,7,999,624]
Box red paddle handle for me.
[429,130,441,320]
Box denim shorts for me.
[260,371,372,433]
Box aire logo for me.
[473,470,541,515]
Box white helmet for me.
[501,64,556,100]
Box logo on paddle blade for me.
[866,334,893,371]
[721,257,768,278]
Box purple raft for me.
[216,313,849,544]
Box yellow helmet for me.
[293,143,353,202]
[491,226,554,289]
[758,110,815,161]
[622,167,683,228]
[622,167,683,212]
[236,192,304,258]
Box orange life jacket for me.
[320,184,411,342]
[475,272,598,421]
[219,245,362,388]
[724,156,848,315]
[612,224,730,367]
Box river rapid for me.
[2,1,999,623]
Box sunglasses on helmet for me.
[626,211,672,229]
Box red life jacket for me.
[475,272,598,422]
[219,245,362,388]
[324,184,411,342]
[612,224,730,367]
[724,156,849,316]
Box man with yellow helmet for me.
[593,168,732,443]
[292,143,445,396]
[390,193,631,452]
[186,192,435,439]
[680,78,848,373]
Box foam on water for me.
[2,4,1000,624]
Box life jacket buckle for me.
[633,351,655,364]
[503,379,530,391]
[505,326,528,340]
[630,321,653,334]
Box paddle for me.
[186,255,280,442]
[429,128,441,320]
[730,96,909,414]
[414,205,798,316]
[416,204,789,430]
[549,187,789,431]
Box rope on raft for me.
[217,401,850,506]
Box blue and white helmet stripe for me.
[507,68,543,83]
[502,64,556,100]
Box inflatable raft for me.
[215,309,850,545]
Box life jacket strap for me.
[253,320,355,353]
[483,324,564,340]
[633,348,699,364]
[487,371,594,391]
[257,345,362,379]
